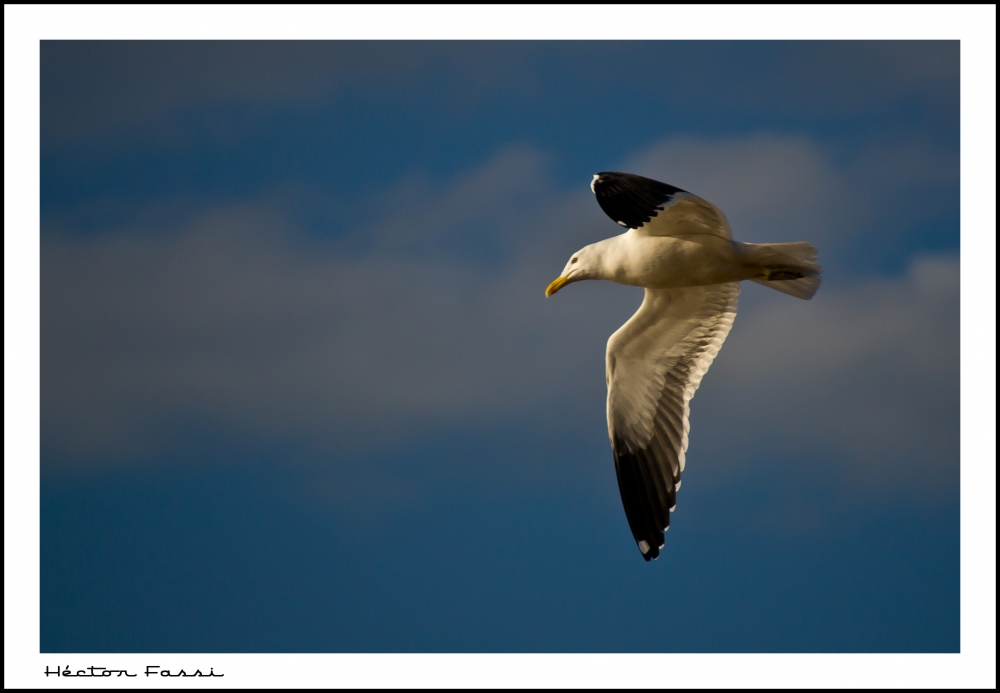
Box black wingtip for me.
[591,171,687,230]
[614,439,673,564]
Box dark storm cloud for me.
[41,41,958,145]
[41,41,425,142]
[42,135,959,493]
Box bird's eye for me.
[571,257,578,264]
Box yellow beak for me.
[545,275,571,297]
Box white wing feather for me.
[638,195,733,240]
[605,282,739,559]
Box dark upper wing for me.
[592,171,732,240]
[606,283,740,561]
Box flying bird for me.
[546,171,821,561]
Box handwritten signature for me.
[45,665,223,678]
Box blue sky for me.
[35,40,963,653]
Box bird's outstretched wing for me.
[606,282,740,561]
[592,171,732,240]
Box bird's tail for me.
[740,241,822,300]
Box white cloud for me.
[41,136,958,496]
[41,148,617,464]
[689,254,958,493]
[627,134,841,241]
[625,133,957,254]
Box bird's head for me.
[545,244,601,297]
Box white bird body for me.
[574,232,758,289]
[547,171,822,561]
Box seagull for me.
[546,171,821,561]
